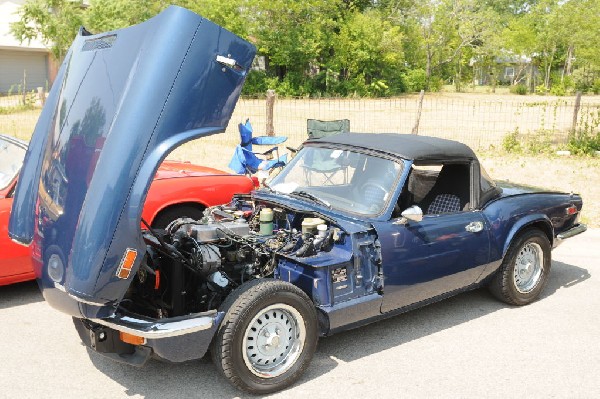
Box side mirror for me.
[400,205,423,223]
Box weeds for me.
[502,128,522,153]
[568,108,600,155]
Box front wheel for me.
[489,228,551,305]
[211,279,318,394]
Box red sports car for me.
[0,133,256,286]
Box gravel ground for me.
[0,230,597,399]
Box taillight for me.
[565,205,578,215]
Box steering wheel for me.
[361,181,388,197]
[360,182,388,212]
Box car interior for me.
[395,162,471,217]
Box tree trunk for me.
[455,54,462,92]
[544,48,555,90]
[529,61,536,93]
[425,45,432,91]
[562,44,574,82]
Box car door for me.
[374,211,490,313]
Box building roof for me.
[308,132,477,162]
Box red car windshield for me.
[0,137,26,190]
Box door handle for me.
[465,221,484,233]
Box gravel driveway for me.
[1,230,598,398]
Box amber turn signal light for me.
[119,331,146,346]
[116,248,138,279]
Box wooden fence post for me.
[37,87,46,106]
[21,70,27,106]
[412,90,425,135]
[266,89,276,136]
[571,91,582,137]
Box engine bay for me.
[123,195,344,318]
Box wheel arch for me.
[150,201,207,227]
[502,215,553,257]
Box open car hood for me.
[9,6,255,317]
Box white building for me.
[0,0,57,93]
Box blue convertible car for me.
[9,6,586,394]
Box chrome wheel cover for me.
[513,242,544,294]
[242,304,306,378]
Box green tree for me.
[10,0,85,59]
[85,0,168,33]
[330,9,404,95]
[251,0,339,78]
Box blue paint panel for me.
[9,6,255,317]
[483,192,581,258]
[376,211,491,313]
[277,259,331,306]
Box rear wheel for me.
[211,279,318,394]
[489,229,551,305]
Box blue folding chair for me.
[228,119,288,176]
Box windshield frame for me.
[268,143,405,218]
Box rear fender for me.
[502,214,553,257]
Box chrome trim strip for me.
[67,289,110,306]
[557,223,587,240]
[90,310,217,339]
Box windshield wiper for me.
[260,181,273,192]
[290,190,331,208]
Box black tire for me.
[151,205,205,229]
[211,279,318,394]
[489,228,551,306]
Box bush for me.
[241,70,268,96]
[502,129,522,153]
[428,76,444,92]
[535,84,548,95]
[593,78,600,95]
[568,133,600,155]
[402,69,427,92]
[510,84,528,95]
[550,83,567,96]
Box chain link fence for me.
[2,93,599,150]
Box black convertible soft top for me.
[310,133,476,162]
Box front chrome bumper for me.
[90,310,218,339]
[76,309,223,363]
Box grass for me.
[0,109,41,141]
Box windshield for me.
[0,137,26,190]
[269,146,403,216]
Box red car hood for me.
[155,161,228,180]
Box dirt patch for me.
[480,153,599,227]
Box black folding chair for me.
[300,119,350,185]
